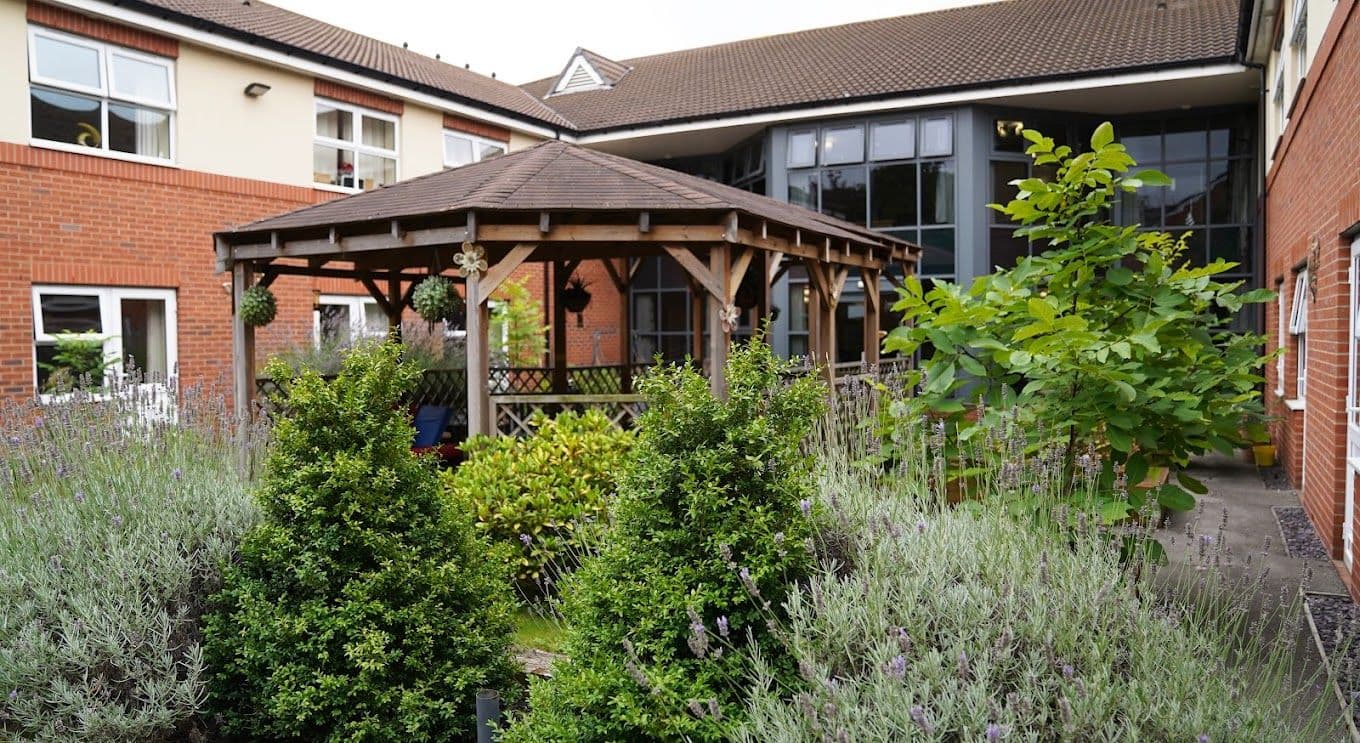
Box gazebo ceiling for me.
[214,140,917,272]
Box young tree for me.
[205,343,517,741]
[886,122,1272,518]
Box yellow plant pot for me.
[1253,444,1277,468]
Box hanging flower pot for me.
[412,275,464,324]
[733,272,760,311]
[561,276,591,327]
[239,285,277,327]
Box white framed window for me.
[1289,270,1309,401]
[1272,64,1286,139]
[313,98,398,191]
[28,26,175,163]
[787,130,817,168]
[32,285,176,396]
[314,294,387,345]
[1276,280,1286,397]
[920,116,954,157]
[442,130,506,169]
[1289,0,1308,88]
[870,120,915,161]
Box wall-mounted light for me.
[243,82,272,97]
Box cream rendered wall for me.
[509,130,544,152]
[401,103,445,178]
[175,43,313,186]
[0,0,32,145]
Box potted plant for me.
[1252,439,1278,468]
[560,275,591,326]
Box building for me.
[1251,0,1360,594]
[0,0,1265,405]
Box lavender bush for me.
[0,379,261,741]
[738,387,1334,741]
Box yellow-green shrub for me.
[442,410,633,597]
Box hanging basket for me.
[412,275,463,324]
[561,277,592,314]
[239,285,277,327]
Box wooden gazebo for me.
[214,140,917,437]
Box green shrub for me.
[442,409,633,597]
[0,381,258,741]
[885,122,1272,519]
[203,343,517,741]
[740,390,1331,741]
[37,332,113,393]
[504,339,825,742]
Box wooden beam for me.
[627,257,643,282]
[734,228,879,269]
[663,245,724,301]
[260,264,428,283]
[477,243,536,302]
[477,223,726,244]
[385,270,403,332]
[225,225,470,262]
[466,210,478,242]
[551,261,571,394]
[723,211,739,243]
[601,257,628,293]
[828,266,850,306]
[766,251,785,285]
[360,277,394,318]
[803,260,831,306]
[728,247,753,302]
[257,269,278,289]
[861,267,881,365]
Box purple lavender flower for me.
[800,499,812,517]
[886,654,906,679]
[716,615,729,637]
[1197,736,1209,743]
[111,515,122,528]
[171,467,183,481]
[909,705,934,733]
[916,520,927,534]
[73,490,85,504]
[519,533,532,547]
[33,416,43,428]
[1062,663,1074,679]
[986,723,1003,741]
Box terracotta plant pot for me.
[1252,444,1277,468]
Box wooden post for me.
[616,259,633,392]
[689,275,704,365]
[386,269,403,337]
[807,277,824,378]
[861,267,881,365]
[708,244,730,397]
[231,261,256,435]
[821,291,837,383]
[466,271,490,437]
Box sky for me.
[267,0,997,85]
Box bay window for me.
[32,286,176,396]
[28,27,175,162]
[313,99,398,190]
[443,130,506,168]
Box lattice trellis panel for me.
[490,394,647,437]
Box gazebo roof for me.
[219,140,914,263]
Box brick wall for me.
[1264,0,1360,591]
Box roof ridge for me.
[461,140,568,206]
[567,147,724,207]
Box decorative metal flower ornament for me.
[453,241,487,277]
[719,303,741,333]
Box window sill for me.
[1285,398,1306,411]
[30,138,177,168]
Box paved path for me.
[1163,453,1350,739]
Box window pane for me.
[658,256,690,289]
[1209,158,1252,224]
[315,103,353,141]
[1120,122,1161,165]
[34,34,101,89]
[1121,182,1162,226]
[787,131,816,167]
[1179,229,1208,267]
[821,125,864,165]
[820,168,867,225]
[478,142,506,161]
[40,293,102,334]
[31,88,102,148]
[870,120,914,160]
[990,160,1028,220]
[990,227,1029,270]
[313,144,355,187]
[921,161,955,225]
[920,228,955,276]
[361,115,395,150]
[364,303,387,335]
[1210,227,1252,272]
[357,153,396,190]
[120,298,168,378]
[788,281,809,332]
[660,335,689,363]
[444,134,474,166]
[788,171,818,210]
[920,117,952,157]
[1165,118,1207,162]
[993,119,1027,153]
[1164,161,1206,227]
[869,163,917,228]
[319,304,352,344]
[660,292,688,332]
[109,53,170,105]
[108,103,170,159]
[633,294,657,332]
[1209,115,1251,157]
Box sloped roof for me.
[521,0,1244,132]
[121,0,575,128]
[223,140,907,250]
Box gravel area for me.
[1260,465,1294,491]
[1275,506,1331,560]
[1306,592,1360,731]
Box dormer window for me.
[549,48,630,96]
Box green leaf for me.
[1131,168,1172,186]
[1100,500,1134,525]
[1124,453,1149,488]
[1176,471,1209,495]
[1028,297,1056,323]
[1156,484,1196,511]
[1090,121,1114,149]
[1106,267,1134,286]
[1113,380,1137,403]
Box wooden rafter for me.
[477,243,536,302]
[663,245,724,300]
